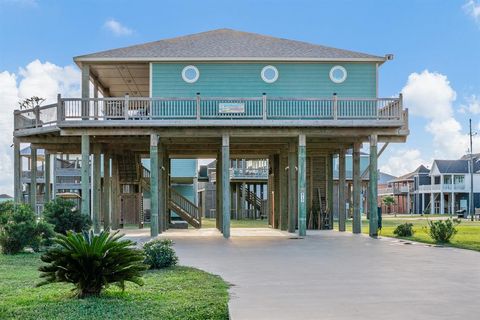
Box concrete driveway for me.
[125,228,480,320]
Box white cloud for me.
[460,95,480,114]
[464,0,480,24]
[383,70,480,175]
[381,149,428,177]
[103,19,133,36]
[0,60,80,195]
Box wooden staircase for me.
[240,184,266,218]
[117,152,140,183]
[168,188,201,228]
[141,166,201,228]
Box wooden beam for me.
[297,134,307,237]
[222,134,230,238]
[149,134,160,237]
[280,155,288,231]
[103,152,111,230]
[92,145,101,233]
[352,142,362,234]
[288,141,297,233]
[369,134,379,237]
[44,151,51,204]
[327,153,334,230]
[81,135,90,217]
[338,148,346,232]
[30,146,37,211]
[13,138,21,203]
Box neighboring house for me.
[378,171,415,214]
[198,159,268,219]
[12,29,408,237]
[0,194,13,203]
[414,156,480,215]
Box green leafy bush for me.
[0,201,54,254]
[38,230,147,298]
[42,198,91,234]
[143,239,178,269]
[393,222,414,237]
[428,219,460,243]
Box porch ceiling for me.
[90,63,149,97]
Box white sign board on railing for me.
[219,102,245,113]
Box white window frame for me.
[329,65,347,84]
[261,65,279,83]
[182,65,200,83]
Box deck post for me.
[338,148,346,231]
[352,142,362,234]
[30,146,37,212]
[298,134,307,236]
[288,141,297,233]
[369,135,379,237]
[327,153,334,229]
[222,134,231,238]
[111,155,120,230]
[102,152,111,230]
[215,154,220,230]
[273,154,280,229]
[158,142,166,233]
[81,135,90,217]
[280,155,288,231]
[13,138,21,203]
[241,181,246,219]
[81,64,90,119]
[235,183,241,220]
[92,145,101,233]
[150,134,160,237]
[162,149,169,231]
[44,150,51,204]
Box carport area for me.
[122,228,480,320]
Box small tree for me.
[38,230,147,298]
[43,198,91,234]
[143,239,178,269]
[0,201,55,254]
[382,196,396,216]
[428,219,460,243]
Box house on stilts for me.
[12,29,409,238]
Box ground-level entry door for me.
[121,193,141,225]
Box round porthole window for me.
[329,66,347,83]
[182,65,199,83]
[261,65,279,83]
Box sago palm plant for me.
[37,230,147,298]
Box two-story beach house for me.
[414,156,480,215]
[12,29,408,238]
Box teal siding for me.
[171,159,197,178]
[171,184,195,202]
[151,62,376,98]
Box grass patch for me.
[201,218,269,229]
[0,253,229,320]
[343,216,480,251]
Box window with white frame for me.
[454,175,465,184]
[182,65,199,83]
[329,65,347,83]
[261,65,279,83]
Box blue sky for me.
[0,0,480,193]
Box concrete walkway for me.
[123,228,480,320]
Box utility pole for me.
[469,119,475,221]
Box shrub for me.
[428,219,460,243]
[143,239,178,269]
[42,198,91,234]
[0,202,55,254]
[393,222,414,237]
[38,230,147,298]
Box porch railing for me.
[14,94,405,131]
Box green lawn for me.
[0,253,229,320]
[201,218,269,229]
[343,215,480,251]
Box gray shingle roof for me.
[434,160,470,174]
[74,29,386,63]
